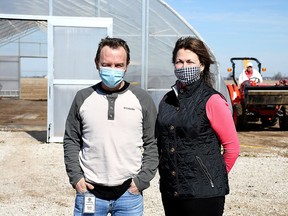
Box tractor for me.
[226,57,288,130]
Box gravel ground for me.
[0,131,287,216]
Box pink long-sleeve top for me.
[206,94,240,173]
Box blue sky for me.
[164,0,288,78]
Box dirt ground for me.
[0,98,47,132]
[0,98,288,216]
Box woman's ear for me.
[200,64,205,72]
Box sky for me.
[164,0,288,78]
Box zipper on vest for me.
[196,156,215,188]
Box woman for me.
[156,36,240,216]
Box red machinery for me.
[226,57,288,130]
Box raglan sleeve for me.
[63,92,84,186]
[133,91,159,191]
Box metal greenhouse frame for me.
[0,0,231,142]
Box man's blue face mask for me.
[99,67,125,88]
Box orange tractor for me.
[226,57,288,130]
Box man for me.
[238,62,263,85]
[63,37,158,216]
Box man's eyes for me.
[101,64,124,68]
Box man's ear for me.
[95,58,99,70]
[95,62,100,70]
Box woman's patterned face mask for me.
[174,66,201,85]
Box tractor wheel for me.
[233,104,245,130]
[261,117,278,127]
[279,105,288,131]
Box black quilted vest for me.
[156,79,229,199]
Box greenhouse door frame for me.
[47,16,113,143]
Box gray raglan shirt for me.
[63,82,158,191]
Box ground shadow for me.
[237,123,281,132]
[26,131,47,143]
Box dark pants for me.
[161,195,225,216]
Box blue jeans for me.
[74,190,143,216]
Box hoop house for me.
[0,0,230,142]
